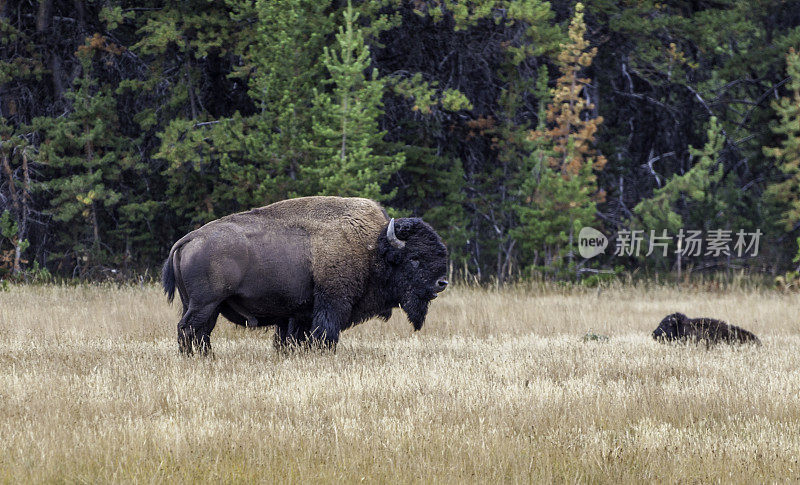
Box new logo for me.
[578,227,608,259]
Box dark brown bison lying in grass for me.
[162,196,449,355]
[652,313,761,346]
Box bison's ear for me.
[381,218,422,264]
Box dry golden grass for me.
[0,283,799,483]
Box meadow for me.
[0,283,798,482]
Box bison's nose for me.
[435,279,448,292]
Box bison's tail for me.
[162,254,176,304]
[162,234,191,305]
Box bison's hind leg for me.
[273,318,293,351]
[274,317,313,352]
[178,302,220,356]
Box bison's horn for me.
[387,218,406,249]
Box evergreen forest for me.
[2,0,800,283]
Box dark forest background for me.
[2,0,800,284]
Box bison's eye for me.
[410,257,420,268]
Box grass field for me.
[0,283,798,482]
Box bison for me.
[652,312,761,346]
[161,196,449,354]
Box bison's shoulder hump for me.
[250,196,387,226]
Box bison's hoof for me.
[307,338,337,351]
[178,334,212,357]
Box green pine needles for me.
[302,1,404,201]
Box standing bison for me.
[161,196,449,354]
[652,312,761,346]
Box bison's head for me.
[652,312,689,341]
[379,218,448,331]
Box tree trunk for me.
[340,93,348,163]
[36,0,52,32]
[0,148,30,274]
[1,152,19,212]
[1,152,19,273]
[85,131,100,249]
[51,54,64,101]
[186,62,198,120]
[17,150,30,274]
[568,223,574,275]
[0,0,5,118]
[91,202,100,249]
[73,0,85,33]
[496,241,503,287]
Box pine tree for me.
[765,48,800,231]
[156,0,333,227]
[301,1,403,201]
[513,3,605,274]
[240,0,334,187]
[445,0,563,281]
[0,118,35,275]
[634,116,726,235]
[33,34,132,267]
[157,114,293,226]
[531,3,606,177]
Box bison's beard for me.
[400,293,430,331]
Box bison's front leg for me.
[308,293,347,349]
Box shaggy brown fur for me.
[652,313,761,346]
